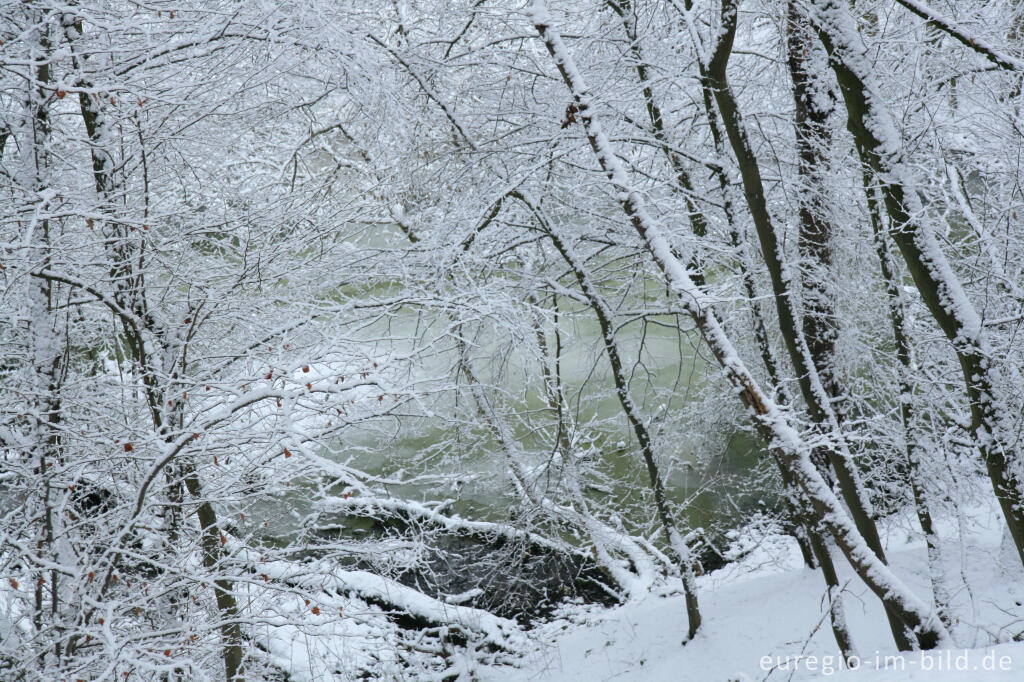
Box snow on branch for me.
[530,0,949,648]
[894,0,1024,72]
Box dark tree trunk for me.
[810,0,1024,571]
[785,3,843,416]
[700,0,914,650]
[862,172,954,629]
[63,17,245,680]
[531,7,947,649]
[515,192,702,640]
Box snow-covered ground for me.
[481,504,1024,681]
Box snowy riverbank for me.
[480,502,1024,681]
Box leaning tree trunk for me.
[809,0,1024,571]
[530,0,947,650]
[616,0,821,575]
[693,0,915,650]
[516,193,701,639]
[380,47,684,594]
[863,172,955,629]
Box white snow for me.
[480,502,1024,681]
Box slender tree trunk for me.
[785,2,843,417]
[382,57,669,594]
[697,43,826,576]
[805,523,857,661]
[520,195,701,639]
[863,171,955,630]
[63,17,244,680]
[781,7,868,653]
[701,2,881,566]
[810,0,1024,570]
[184,475,244,680]
[615,0,819,574]
[617,0,850,649]
[16,5,69,665]
[693,0,914,649]
[609,0,707,287]
[530,2,947,649]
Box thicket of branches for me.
[2,0,1023,679]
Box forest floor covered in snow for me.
[478,502,1024,682]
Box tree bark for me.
[810,0,1024,571]
[518,193,701,639]
[697,0,914,649]
[18,7,67,664]
[785,2,843,418]
[863,171,954,629]
[530,1,946,649]
[63,17,244,680]
[617,0,819,575]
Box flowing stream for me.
[254,281,773,558]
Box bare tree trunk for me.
[607,0,708,286]
[614,0,853,651]
[530,2,947,649]
[518,194,701,639]
[810,0,1024,570]
[383,52,672,594]
[785,2,843,418]
[862,172,955,630]
[13,6,70,666]
[62,17,244,680]
[692,0,914,649]
[782,6,866,653]
[615,0,819,573]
